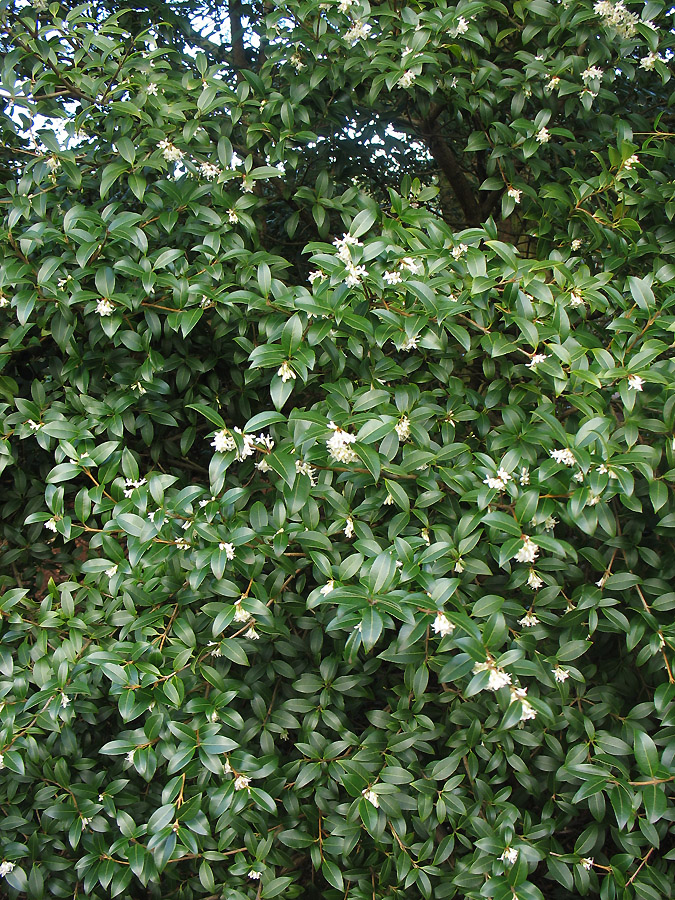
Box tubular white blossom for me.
[535,127,550,143]
[96,298,114,317]
[515,536,539,564]
[550,448,576,466]
[432,611,455,637]
[277,361,297,382]
[553,665,570,682]
[362,788,379,807]
[627,374,644,391]
[327,424,358,463]
[234,774,251,790]
[394,416,411,440]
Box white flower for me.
[507,187,522,203]
[219,542,235,560]
[527,570,543,589]
[573,470,584,482]
[175,538,190,550]
[398,71,416,88]
[208,641,222,657]
[223,757,232,773]
[451,243,468,259]
[454,559,465,573]
[344,19,372,42]
[553,665,570,682]
[44,517,58,533]
[241,177,254,193]
[499,847,519,865]
[384,270,403,284]
[627,374,644,391]
[81,816,92,826]
[450,15,469,36]
[123,477,147,498]
[344,516,355,538]
[234,774,251,790]
[277,361,296,382]
[295,459,317,485]
[0,293,9,308]
[581,857,594,870]
[233,599,252,623]
[61,693,71,708]
[535,127,550,144]
[199,161,221,180]
[421,528,431,545]
[0,753,4,770]
[308,270,325,284]
[519,613,540,627]
[399,257,421,274]
[587,494,600,506]
[394,416,411,440]
[131,381,146,394]
[432,611,455,637]
[596,572,608,588]
[473,661,511,691]
[515,536,539,564]
[244,625,260,640]
[333,233,363,261]
[345,263,368,287]
[383,493,394,506]
[290,53,305,71]
[546,76,561,91]
[158,139,183,162]
[571,238,583,251]
[211,429,236,453]
[46,155,61,171]
[593,0,638,36]
[569,291,585,308]
[582,66,603,83]
[510,685,537,720]
[362,788,379,807]
[401,334,419,351]
[227,208,239,224]
[320,580,335,596]
[126,750,135,765]
[338,0,356,10]
[640,52,660,70]
[327,423,358,464]
[550,448,576,466]
[248,870,262,880]
[96,298,114,317]
[544,515,558,532]
[519,468,530,485]
[527,353,549,367]
[146,82,158,95]
[0,861,15,877]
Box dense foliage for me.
[1,0,675,897]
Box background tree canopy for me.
[1,0,675,898]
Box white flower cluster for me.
[449,15,469,37]
[527,353,549,367]
[344,516,355,538]
[536,127,550,144]
[627,374,644,391]
[550,448,576,466]
[210,427,274,461]
[518,612,540,627]
[123,477,147,498]
[507,186,522,203]
[398,71,416,88]
[344,19,372,42]
[384,270,402,284]
[219,541,235,559]
[553,665,570,682]
[362,788,379,807]
[0,861,15,877]
[158,139,184,162]
[510,685,537,721]
[327,422,358,463]
[401,334,419,351]
[277,361,296,382]
[199,161,221,180]
[432,611,455,637]
[0,293,8,308]
[394,416,410,440]
[228,209,239,223]
[473,660,511,691]
[515,536,539,564]
[593,0,638,37]
[295,459,317,485]
[44,517,59,533]
[96,298,114,317]
[483,466,511,491]
[582,66,603,84]
[528,570,543,589]
[569,291,584,308]
[499,847,519,865]
[451,243,468,260]
[400,257,421,274]
[234,774,251,790]
[640,51,663,70]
